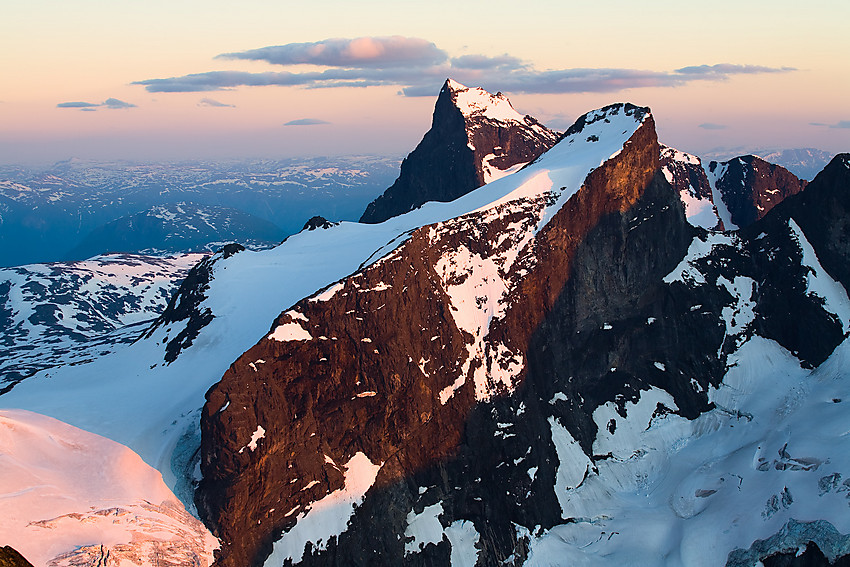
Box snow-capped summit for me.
[444,78,525,123]
[359,79,559,224]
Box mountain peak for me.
[440,78,523,122]
[360,81,559,224]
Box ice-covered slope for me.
[0,252,203,388]
[359,79,559,223]
[0,409,218,566]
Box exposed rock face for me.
[727,519,850,566]
[659,144,722,229]
[198,103,655,566]
[771,154,850,291]
[708,155,807,228]
[196,93,850,567]
[301,216,337,232]
[661,148,810,232]
[0,547,34,567]
[0,252,202,389]
[359,79,559,224]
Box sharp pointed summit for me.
[359,79,560,224]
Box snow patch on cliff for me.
[263,452,381,565]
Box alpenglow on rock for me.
[359,79,560,224]
[196,107,850,566]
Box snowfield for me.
[0,409,218,566]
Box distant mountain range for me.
[0,156,399,267]
[67,202,285,259]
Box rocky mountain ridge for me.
[196,79,850,567]
[0,252,204,389]
[359,79,559,224]
[660,146,808,231]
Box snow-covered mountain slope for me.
[67,202,285,259]
[0,409,218,566]
[0,88,846,566]
[196,103,663,566]
[0,252,203,389]
[359,79,559,224]
[195,127,850,566]
[0,109,584,502]
[0,156,399,267]
[660,147,808,232]
[660,144,721,229]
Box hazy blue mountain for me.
[0,156,399,267]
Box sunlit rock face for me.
[199,94,850,567]
[359,79,559,224]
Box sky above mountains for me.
[1,0,848,164]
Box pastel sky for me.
[1,0,848,164]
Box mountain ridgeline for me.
[194,91,850,567]
[359,79,559,224]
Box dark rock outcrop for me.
[359,79,559,224]
[301,216,337,232]
[197,104,656,566]
[768,154,850,291]
[0,547,34,567]
[659,144,722,229]
[709,155,807,228]
[143,243,244,363]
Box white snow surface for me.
[704,161,738,230]
[482,154,528,184]
[0,252,203,376]
[262,452,381,565]
[404,502,445,555]
[432,104,648,404]
[403,501,482,567]
[0,409,218,566]
[679,191,718,229]
[524,334,850,566]
[788,219,850,332]
[268,321,313,342]
[448,79,527,123]
[445,520,481,566]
